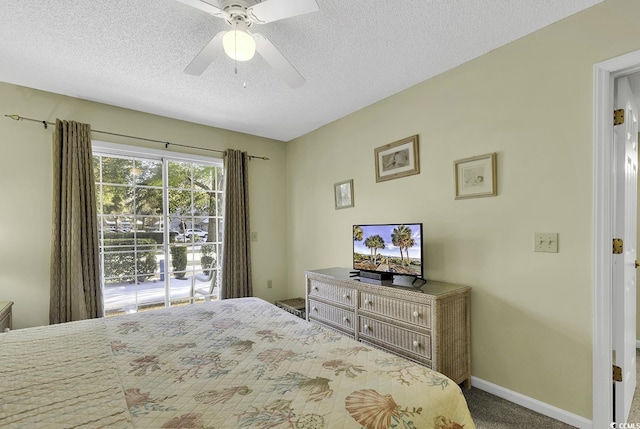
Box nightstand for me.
[275,298,306,319]
[0,301,13,332]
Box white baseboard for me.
[470,376,593,429]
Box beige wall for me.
[0,82,288,329]
[286,0,640,419]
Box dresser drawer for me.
[360,292,431,328]
[359,316,431,360]
[308,279,355,307]
[308,299,355,334]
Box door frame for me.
[593,50,640,428]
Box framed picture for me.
[454,152,497,199]
[374,135,420,182]
[334,179,354,209]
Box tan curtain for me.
[50,119,102,324]
[220,149,253,299]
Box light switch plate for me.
[534,232,558,253]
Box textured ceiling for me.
[0,0,604,142]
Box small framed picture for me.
[334,179,354,209]
[454,153,497,199]
[374,135,420,182]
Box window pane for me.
[145,216,164,233]
[96,186,103,215]
[169,244,188,280]
[169,189,193,215]
[135,188,163,215]
[102,185,133,215]
[103,215,134,233]
[217,217,224,242]
[102,157,135,185]
[168,161,192,189]
[199,218,214,243]
[193,164,216,186]
[213,192,223,216]
[135,160,162,186]
[193,191,211,216]
[93,156,101,182]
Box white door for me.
[613,75,638,422]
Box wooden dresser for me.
[306,268,471,387]
[0,301,13,332]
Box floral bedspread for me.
[107,297,475,429]
[1,298,475,428]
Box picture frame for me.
[374,135,420,182]
[454,152,497,199]
[334,179,354,209]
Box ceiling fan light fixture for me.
[223,21,256,61]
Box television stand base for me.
[358,271,393,285]
[359,271,393,280]
[359,276,394,286]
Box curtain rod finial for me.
[5,114,21,121]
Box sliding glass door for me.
[93,146,223,316]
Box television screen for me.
[353,223,423,278]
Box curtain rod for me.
[4,114,270,161]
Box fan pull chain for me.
[234,29,238,75]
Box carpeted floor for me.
[624,349,640,423]
[464,349,640,428]
[463,388,575,428]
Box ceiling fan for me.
[176,0,319,88]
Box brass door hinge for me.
[614,109,625,125]
[613,238,624,254]
[613,364,623,382]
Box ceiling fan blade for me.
[185,31,226,75]
[174,0,225,17]
[253,33,305,88]
[247,0,318,24]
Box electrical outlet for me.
[534,232,558,253]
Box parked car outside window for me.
[177,228,208,242]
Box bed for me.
[0,297,475,428]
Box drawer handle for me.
[343,317,349,323]
[343,294,350,299]
[313,286,318,291]
[364,299,370,305]
[412,311,419,317]
[412,340,420,348]
[363,324,369,330]
[312,307,317,312]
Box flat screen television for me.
[353,223,423,278]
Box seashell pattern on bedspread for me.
[0,297,475,428]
